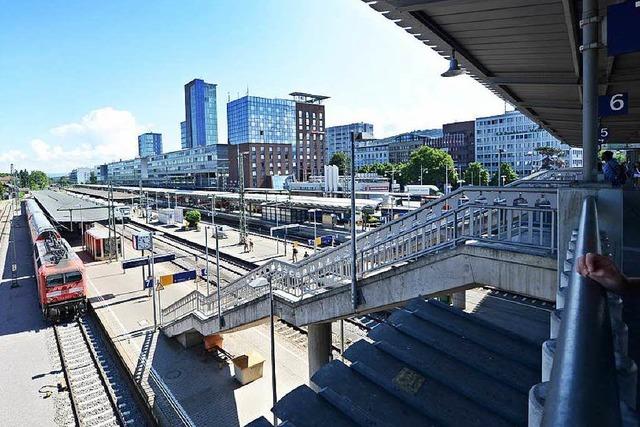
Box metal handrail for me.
[543,196,621,425]
[162,189,558,327]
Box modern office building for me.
[138,133,163,158]
[227,95,296,145]
[69,167,92,184]
[386,129,442,163]
[291,92,329,181]
[355,138,390,169]
[228,143,293,188]
[325,122,374,162]
[442,120,475,170]
[475,110,583,176]
[183,79,218,149]
[98,145,229,189]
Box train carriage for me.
[25,199,87,321]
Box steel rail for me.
[542,196,621,425]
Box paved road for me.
[0,204,61,426]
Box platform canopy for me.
[365,0,640,147]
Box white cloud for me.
[2,107,150,173]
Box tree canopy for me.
[463,162,490,186]
[404,146,457,188]
[490,163,518,185]
[329,152,349,175]
[29,171,49,190]
[89,171,98,184]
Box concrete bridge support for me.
[451,291,466,310]
[308,322,332,380]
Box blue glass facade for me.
[227,96,296,145]
[184,79,218,148]
[138,133,163,157]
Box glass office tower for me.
[227,96,296,145]
[184,79,218,148]
[138,132,163,157]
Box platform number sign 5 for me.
[598,127,609,145]
[599,93,628,117]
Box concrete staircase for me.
[250,298,541,426]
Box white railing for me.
[162,186,558,328]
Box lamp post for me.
[248,276,277,426]
[497,148,505,187]
[205,227,210,296]
[349,131,374,310]
[308,209,318,253]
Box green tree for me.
[329,152,349,175]
[184,210,201,228]
[58,176,70,187]
[28,170,49,190]
[404,146,457,189]
[89,171,97,184]
[18,169,29,187]
[463,162,490,186]
[490,163,518,186]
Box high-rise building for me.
[475,110,583,176]
[291,92,329,181]
[325,122,374,162]
[184,79,218,148]
[355,139,390,169]
[138,132,163,157]
[180,121,187,149]
[227,95,296,145]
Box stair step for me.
[378,308,538,393]
[343,340,514,427]
[272,385,356,427]
[404,299,540,369]
[312,360,434,426]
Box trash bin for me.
[232,352,265,385]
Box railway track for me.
[0,201,14,244]
[54,316,144,427]
[122,222,249,281]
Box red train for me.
[25,199,87,321]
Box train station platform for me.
[84,236,311,426]
[130,214,309,267]
[33,189,110,224]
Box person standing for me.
[601,151,626,187]
[633,161,640,189]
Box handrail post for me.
[542,196,621,425]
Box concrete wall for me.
[164,244,557,339]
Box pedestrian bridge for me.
[161,182,562,341]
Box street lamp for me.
[308,209,319,253]
[497,148,505,187]
[349,131,374,310]
[441,50,464,77]
[248,276,277,427]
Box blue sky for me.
[0,0,506,173]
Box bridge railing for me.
[161,186,558,327]
[541,196,622,425]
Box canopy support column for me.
[581,0,599,182]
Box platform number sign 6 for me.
[599,93,628,117]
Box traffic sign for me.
[598,93,628,117]
[607,1,640,56]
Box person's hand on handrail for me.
[576,252,638,296]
